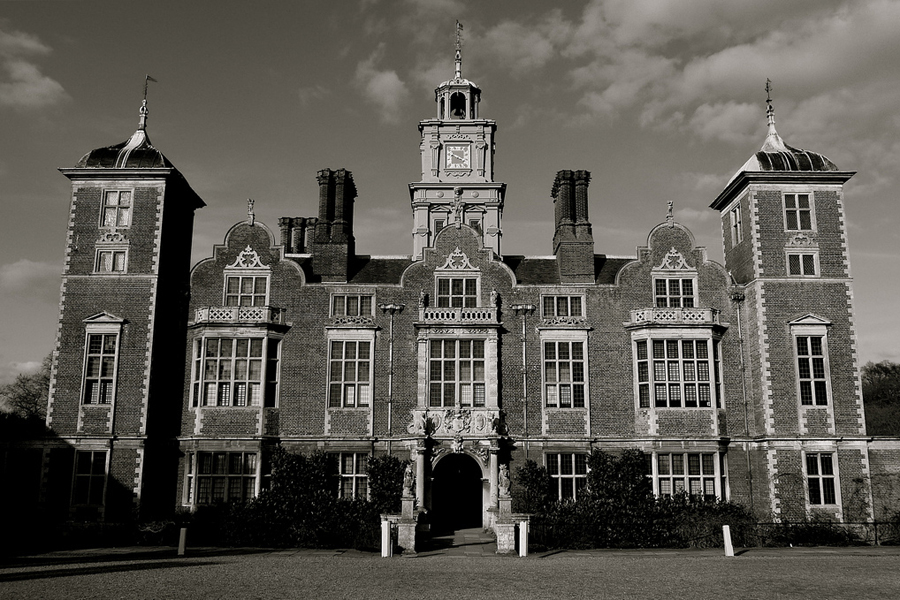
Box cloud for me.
[481,11,571,76]
[0,25,68,109]
[0,360,43,387]
[298,84,329,107]
[355,43,410,124]
[0,259,60,301]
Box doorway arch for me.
[430,452,484,532]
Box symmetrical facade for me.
[36,57,899,530]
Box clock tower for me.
[409,26,506,258]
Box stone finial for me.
[248,198,256,226]
[666,200,674,228]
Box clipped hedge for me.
[517,449,758,549]
[186,448,405,550]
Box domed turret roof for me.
[729,95,838,182]
[74,99,173,169]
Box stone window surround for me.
[184,449,261,507]
[326,328,376,411]
[630,327,724,411]
[540,328,589,410]
[100,188,133,229]
[783,191,817,232]
[803,449,841,508]
[646,450,726,500]
[81,320,123,406]
[785,249,820,277]
[190,334,281,409]
[415,327,499,410]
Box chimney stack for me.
[552,169,594,283]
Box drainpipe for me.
[379,303,405,456]
[730,275,752,512]
[511,304,535,460]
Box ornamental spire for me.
[454,20,464,80]
[760,78,787,152]
[139,75,157,130]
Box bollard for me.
[723,525,735,557]
[178,527,188,556]
[518,520,529,557]
[381,519,393,558]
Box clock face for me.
[445,144,471,169]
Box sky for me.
[2,0,899,382]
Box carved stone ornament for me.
[541,316,587,327]
[436,191,445,198]
[97,230,128,244]
[657,247,691,270]
[473,446,489,464]
[227,246,266,269]
[451,435,464,454]
[498,464,511,496]
[438,247,476,270]
[788,233,816,247]
[331,315,376,327]
[402,463,415,496]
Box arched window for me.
[449,92,466,119]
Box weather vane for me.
[454,21,464,80]
[139,75,157,130]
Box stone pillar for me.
[415,444,427,512]
[489,448,499,509]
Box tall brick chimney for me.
[311,168,357,281]
[552,169,594,283]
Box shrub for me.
[512,460,553,513]
[367,454,409,514]
[183,448,397,550]
[528,449,758,550]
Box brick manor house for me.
[30,53,899,529]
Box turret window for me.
[82,333,118,404]
[784,193,814,231]
[101,190,132,228]
[786,251,818,277]
[95,249,127,273]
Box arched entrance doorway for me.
[430,453,484,532]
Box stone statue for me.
[498,464,510,497]
[403,463,414,496]
[490,288,498,307]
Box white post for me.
[723,525,735,557]
[518,520,528,557]
[381,519,393,558]
[177,527,188,556]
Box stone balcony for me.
[625,307,721,328]
[194,305,285,325]
[419,306,499,324]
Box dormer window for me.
[437,277,477,308]
[223,246,270,307]
[654,278,695,308]
[225,276,268,307]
